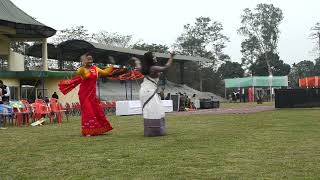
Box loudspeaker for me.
[171,94,180,111]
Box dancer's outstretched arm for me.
[150,52,175,72]
[97,66,114,76]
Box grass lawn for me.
[1,109,320,179]
[220,101,274,109]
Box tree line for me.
[12,3,320,96]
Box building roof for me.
[26,40,211,64]
[0,0,56,38]
[90,42,210,62]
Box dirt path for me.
[170,106,275,116]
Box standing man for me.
[52,92,59,99]
[0,80,10,104]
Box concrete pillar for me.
[0,39,9,55]
[7,41,10,70]
[0,40,10,71]
[42,38,48,71]
[9,50,25,71]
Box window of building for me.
[9,86,19,101]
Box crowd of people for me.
[229,91,241,103]
[159,91,198,111]
[228,89,265,103]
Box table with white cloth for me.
[116,100,173,116]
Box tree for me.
[91,31,136,48]
[313,57,320,75]
[11,42,30,54]
[288,60,316,88]
[174,16,229,92]
[175,16,229,64]
[201,67,225,96]
[218,61,244,79]
[52,26,91,44]
[49,26,91,70]
[25,56,43,71]
[311,22,320,58]
[293,60,315,78]
[288,66,299,88]
[238,4,284,75]
[240,36,260,73]
[250,52,290,76]
[132,43,169,53]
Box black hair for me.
[0,80,3,84]
[141,51,155,75]
[84,51,92,56]
[80,52,92,61]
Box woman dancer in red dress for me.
[59,53,144,136]
[77,53,114,136]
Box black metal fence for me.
[275,88,320,108]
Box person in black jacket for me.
[52,92,59,99]
[0,80,10,104]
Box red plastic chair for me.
[11,108,23,127]
[58,102,68,121]
[49,98,63,124]
[75,102,81,115]
[35,99,47,105]
[110,101,116,112]
[31,103,51,121]
[72,102,81,116]
[10,101,29,127]
[100,101,108,114]
[64,102,73,117]
[0,114,8,127]
[21,100,31,125]
[65,103,72,115]
[103,102,111,113]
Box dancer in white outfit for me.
[132,51,174,137]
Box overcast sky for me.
[11,0,320,64]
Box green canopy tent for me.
[224,76,288,102]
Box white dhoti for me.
[139,76,166,136]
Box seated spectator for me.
[190,94,197,109]
[179,95,186,111]
[45,96,49,104]
[52,92,59,99]
[159,91,165,100]
[165,93,171,100]
[0,80,10,104]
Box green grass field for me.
[220,101,274,109]
[1,108,320,179]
